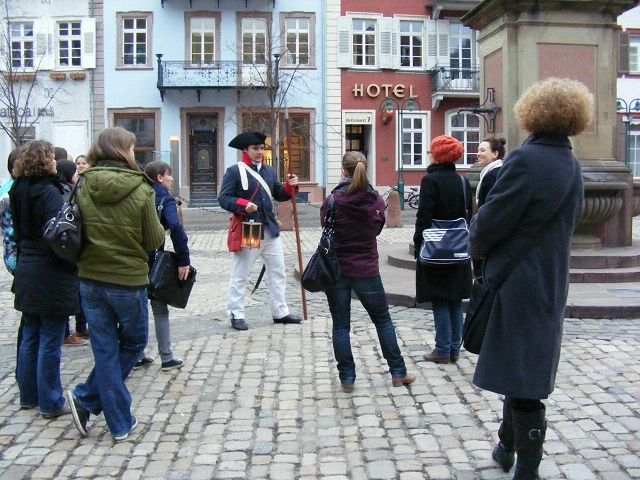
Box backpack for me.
[43,180,83,263]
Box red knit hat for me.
[430,135,464,164]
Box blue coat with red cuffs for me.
[218,153,295,237]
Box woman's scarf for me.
[476,159,503,203]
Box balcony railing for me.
[429,66,480,109]
[156,55,271,101]
[430,67,480,92]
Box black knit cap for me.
[228,131,267,150]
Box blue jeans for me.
[432,301,464,356]
[325,274,407,384]
[16,313,66,413]
[73,281,148,437]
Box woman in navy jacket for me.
[136,161,191,372]
[321,151,415,392]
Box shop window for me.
[630,128,640,178]
[112,111,158,167]
[241,111,312,181]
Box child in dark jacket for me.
[134,161,191,372]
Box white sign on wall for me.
[343,111,373,125]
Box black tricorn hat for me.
[228,131,267,150]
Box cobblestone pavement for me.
[0,225,639,480]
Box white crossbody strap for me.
[237,162,272,199]
[238,162,272,198]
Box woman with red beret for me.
[414,135,472,364]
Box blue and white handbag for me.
[418,217,470,265]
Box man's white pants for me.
[227,230,290,321]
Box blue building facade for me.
[102,0,326,205]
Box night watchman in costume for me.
[219,131,303,330]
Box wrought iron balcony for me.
[429,66,480,109]
[156,54,271,101]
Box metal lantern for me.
[241,220,262,249]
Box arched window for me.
[446,111,479,167]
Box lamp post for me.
[616,97,640,167]
[380,96,421,210]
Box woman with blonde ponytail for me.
[320,151,415,393]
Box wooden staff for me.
[283,107,308,320]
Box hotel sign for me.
[352,83,417,99]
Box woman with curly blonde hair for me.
[9,140,79,418]
[469,77,592,480]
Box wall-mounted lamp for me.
[457,87,501,134]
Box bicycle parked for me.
[381,186,420,209]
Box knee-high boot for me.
[512,408,546,480]
[492,398,515,472]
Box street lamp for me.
[380,96,421,210]
[616,97,640,166]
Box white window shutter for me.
[426,19,437,69]
[337,16,350,68]
[391,18,400,70]
[379,18,394,69]
[0,19,9,70]
[82,18,96,69]
[437,19,450,68]
[34,19,54,71]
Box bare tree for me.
[0,0,65,146]
[228,14,320,182]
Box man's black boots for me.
[512,408,546,480]
[492,398,515,472]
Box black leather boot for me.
[492,398,515,472]
[512,408,546,480]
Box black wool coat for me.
[469,135,583,399]
[9,176,79,317]
[477,166,500,208]
[414,162,473,303]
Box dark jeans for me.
[325,274,407,384]
[16,313,66,413]
[73,281,147,437]
[432,301,463,356]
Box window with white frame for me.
[10,22,34,69]
[400,113,429,168]
[58,21,82,67]
[630,128,640,178]
[400,20,423,68]
[449,23,473,80]
[630,36,640,73]
[284,16,311,67]
[118,13,152,68]
[242,17,267,64]
[448,112,480,166]
[352,19,376,67]
[190,16,215,64]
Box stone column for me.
[463,0,639,247]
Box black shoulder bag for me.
[301,194,342,292]
[43,180,84,263]
[148,194,197,309]
[463,178,578,354]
